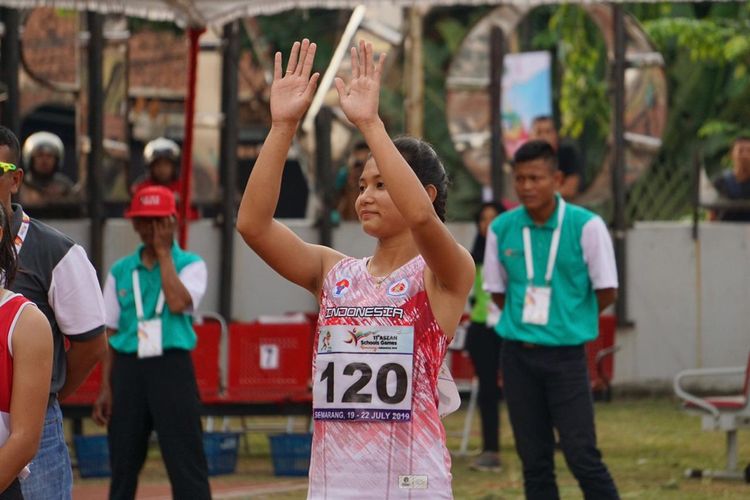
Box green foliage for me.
[255,10,343,74]
[622,2,750,220]
[645,17,750,65]
[547,6,609,141]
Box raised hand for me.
[335,40,387,129]
[271,39,320,126]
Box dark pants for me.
[0,480,22,500]
[108,349,210,500]
[465,321,503,452]
[502,341,619,500]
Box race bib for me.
[137,318,163,358]
[313,325,414,422]
[522,286,552,326]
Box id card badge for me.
[522,286,552,325]
[137,318,163,358]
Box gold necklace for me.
[367,259,396,288]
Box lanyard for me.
[132,270,165,321]
[522,198,566,285]
[14,211,30,254]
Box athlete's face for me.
[355,159,407,238]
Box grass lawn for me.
[74,398,750,499]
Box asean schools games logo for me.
[343,327,375,347]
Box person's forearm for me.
[0,435,39,490]
[58,334,108,400]
[236,123,297,241]
[491,293,505,310]
[596,288,618,312]
[157,253,193,313]
[99,335,114,392]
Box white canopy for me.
[0,0,731,27]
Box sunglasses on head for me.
[0,162,18,174]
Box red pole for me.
[179,27,204,249]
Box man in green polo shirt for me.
[92,186,210,500]
[483,140,619,499]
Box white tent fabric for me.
[0,0,732,27]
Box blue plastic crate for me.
[73,435,111,478]
[203,432,240,476]
[74,432,239,478]
[268,433,312,476]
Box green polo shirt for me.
[107,243,203,353]
[489,196,604,346]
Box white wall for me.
[42,218,750,388]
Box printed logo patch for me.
[387,278,409,297]
[332,277,351,298]
[398,475,428,489]
[319,330,333,352]
[343,327,375,347]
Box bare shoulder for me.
[14,304,53,345]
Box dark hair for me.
[352,139,369,153]
[531,115,555,127]
[474,201,505,225]
[393,136,448,222]
[733,136,750,147]
[513,139,558,171]
[0,126,20,164]
[471,201,505,264]
[0,205,17,287]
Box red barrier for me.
[225,321,313,403]
[63,363,102,405]
[192,320,222,402]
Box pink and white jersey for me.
[0,292,35,447]
[308,256,452,499]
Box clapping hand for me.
[335,40,387,129]
[271,39,320,126]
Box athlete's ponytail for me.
[0,205,17,287]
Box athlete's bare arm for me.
[0,306,52,490]
[237,39,344,295]
[334,41,474,337]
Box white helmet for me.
[143,137,180,167]
[22,131,64,171]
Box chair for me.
[673,352,750,482]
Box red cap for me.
[125,186,177,218]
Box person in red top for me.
[130,138,199,220]
[0,194,53,499]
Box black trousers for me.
[108,349,211,500]
[502,341,619,500]
[465,321,503,452]
[0,480,22,500]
